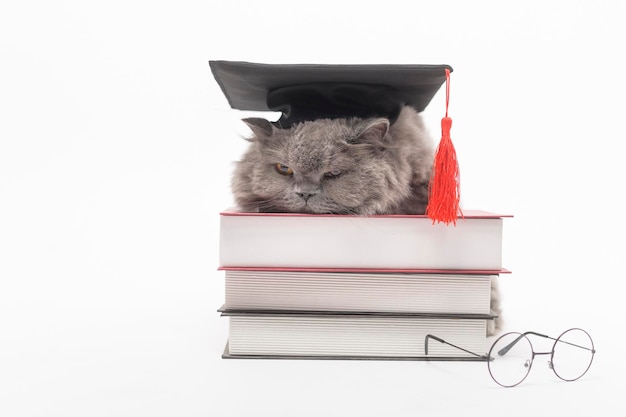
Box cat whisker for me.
[249,196,287,213]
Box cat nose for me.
[296,192,316,202]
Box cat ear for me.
[353,119,390,143]
[242,117,274,138]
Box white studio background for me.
[1,1,624,416]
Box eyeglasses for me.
[425,328,596,387]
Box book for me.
[222,268,504,315]
[217,209,510,361]
[220,309,493,361]
[219,210,510,271]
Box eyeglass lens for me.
[487,332,533,387]
[551,328,595,382]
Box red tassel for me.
[427,68,463,225]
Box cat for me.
[231,106,433,215]
[230,105,502,335]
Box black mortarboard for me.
[209,60,453,128]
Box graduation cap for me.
[209,60,452,128]
[209,60,462,225]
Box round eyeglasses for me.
[487,328,595,387]
[425,328,596,387]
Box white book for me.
[221,311,491,360]
[223,269,500,315]
[219,210,510,271]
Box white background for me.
[1,1,624,416]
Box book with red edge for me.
[219,210,512,271]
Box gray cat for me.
[231,106,433,215]
[231,105,502,335]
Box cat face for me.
[233,116,412,214]
[231,107,433,215]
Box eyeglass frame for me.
[424,327,596,387]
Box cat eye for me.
[275,163,293,176]
[324,169,342,178]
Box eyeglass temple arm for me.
[497,331,595,356]
[424,334,486,358]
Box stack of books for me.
[217,210,511,361]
